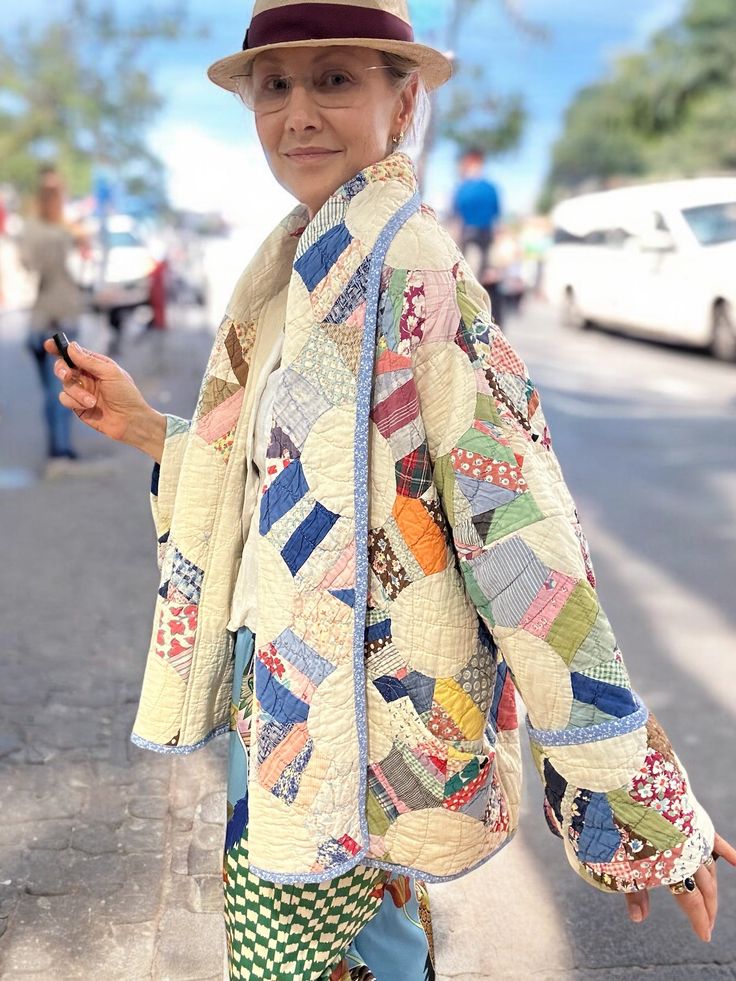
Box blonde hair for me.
[380,50,431,153]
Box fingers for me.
[59,389,96,414]
[625,889,650,924]
[54,362,97,409]
[694,865,718,935]
[43,339,118,377]
[673,884,712,942]
[713,833,736,866]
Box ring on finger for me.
[669,877,697,896]
[703,854,715,868]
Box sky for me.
[1,0,686,225]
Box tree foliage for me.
[0,0,200,205]
[541,0,736,208]
[417,0,546,181]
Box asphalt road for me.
[1,296,735,980]
[432,300,736,980]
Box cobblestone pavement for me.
[0,318,229,980]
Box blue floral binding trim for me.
[351,190,421,855]
[526,692,648,746]
[130,721,230,755]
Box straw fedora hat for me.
[207,0,453,94]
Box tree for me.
[0,0,202,206]
[417,0,547,183]
[541,0,736,207]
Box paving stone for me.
[128,795,170,820]
[196,791,227,825]
[187,842,221,876]
[192,875,224,914]
[133,776,170,796]
[70,823,121,855]
[119,818,166,853]
[82,787,128,824]
[192,817,224,852]
[0,789,84,823]
[105,921,157,977]
[153,908,226,981]
[0,724,24,759]
[26,821,75,851]
[171,832,192,875]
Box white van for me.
[543,178,736,360]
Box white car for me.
[69,214,159,315]
[543,178,736,361]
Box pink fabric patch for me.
[423,269,461,343]
[318,541,356,590]
[519,571,578,639]
[196,388,244,443]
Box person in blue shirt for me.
[452,147,500,278]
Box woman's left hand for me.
[625,832,736,941]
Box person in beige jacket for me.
[19,168,85,473]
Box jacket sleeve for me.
[409,265,714,893]
[150,415,191,569]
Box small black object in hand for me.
[53,331,77,370]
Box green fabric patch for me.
[461,563,495,626]
[366,790,391,837]
[432,454,455,525]
[568,699,618,729]
[580,656,631,690]
[387,268,408,319]
[455,427,518,466]
[569,609,617,673]
[528,739,546,777]
[485,492,544,543]
[606,790,687,851]
[546,581,599,665]
[444,757,481,797]
[457,285,479,333]
[475,393,503,426]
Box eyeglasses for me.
[231,65,396,114]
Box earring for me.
[392,130,405,146]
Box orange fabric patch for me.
[392,497,447,576]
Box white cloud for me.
[150,122,296,228]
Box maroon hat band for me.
[242,3,415,51]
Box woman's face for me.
[253,46,417,217]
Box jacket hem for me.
[248,827,516,885]
[130,721,230,755]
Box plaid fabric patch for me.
[395,443,433,498]
[224,829,386,980]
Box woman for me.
[45,1,735,978]
[21,168,85,474]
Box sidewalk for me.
[0,322,230,980]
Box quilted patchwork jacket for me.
[132,153,713,888]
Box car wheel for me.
[561,288,589,331]
[711,303,736,363]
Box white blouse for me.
[228,329,284,633]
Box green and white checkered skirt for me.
[224,827,387,980]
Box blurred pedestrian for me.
[45,0,734,978]
[452,147,501,278]
[19,168,85,475]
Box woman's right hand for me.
[43,339,167,463]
